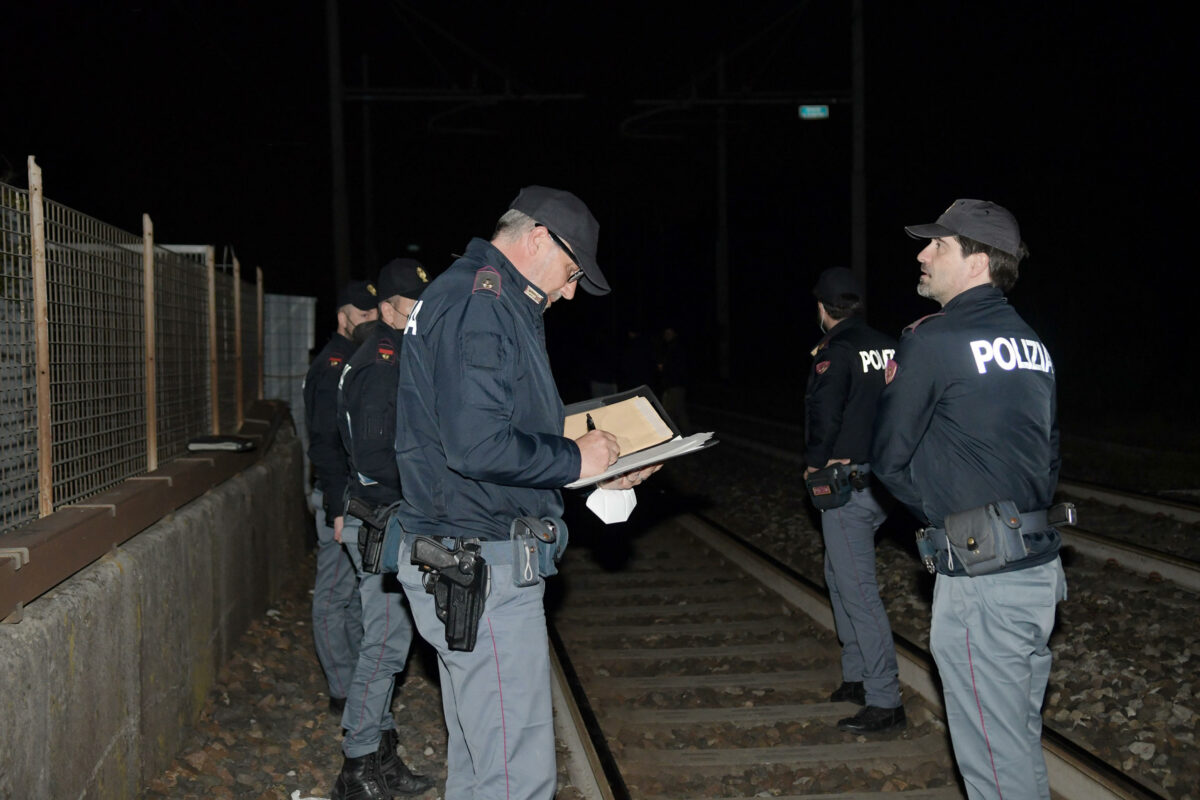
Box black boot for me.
[330,751,391,800]
[378,728,434,795]
[837,704,907,733]
[829,681,866,705]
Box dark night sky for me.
[4,2,1194,439]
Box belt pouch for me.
[943,499,1025,576]
[511,528,539,587]
[805,464,853,510]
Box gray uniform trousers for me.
[311,489,363,701]
[396,536,556,800]
[820,483,901,708]
[930,557,1066,800]
[339,521,416,757]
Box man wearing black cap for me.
[872,200,1064,799]
[303,280,376,717]
[804,267,903,733]
[389,186,657,799]
[330,259,433,798]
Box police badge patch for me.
[328,356,343,369]
[377,338,395,363]
[815,360,831,375]
[885,358,898,384]
[473,266,501,296]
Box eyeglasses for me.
[539,224,584,284]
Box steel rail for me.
[681,512,1166,800]
[691,403,1200,525]
[549,626,625,800]
[1056,479,1200,525]
[704,427,1200,590]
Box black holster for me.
[346,496,390,574]
[410,537,487,652]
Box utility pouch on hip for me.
[805,464,853,510]
[510,516,568,586]
[943,500,1028,576]
[915,528,939,574]
[411,537,487,651]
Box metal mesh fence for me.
[0,170,269,531]
[154,247,211,462]
[241,276,260,420]
[43,200,147,507]
[0,185,38,529]
[214,269,239,434]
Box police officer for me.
[872,199,1065,799]
[303,280,376,714]
[804,267,904,733]
[391,186,657,800]
[331,260,433,798]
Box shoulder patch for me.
[815,360,831,375]
[904,312,946,333]
[473,266,501,296]
[885,358,898,384]
[327,355,344,369]
[376,336,396,364]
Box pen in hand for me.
[586,413,596,431]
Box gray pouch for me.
[943,499,1027,576]
[510,516,569,586]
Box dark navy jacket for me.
[393,238,581,541]
[805,316,897,469]
[872,285,1060,540]
[338,320,403,508]
[303,332,355,518]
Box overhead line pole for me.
[851,0,867,288]
[326,0,351,290]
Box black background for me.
[4,2,1193,441]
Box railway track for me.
[546,512,1165,800]
[689,405,1200,591]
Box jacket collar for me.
[810,314,863,355]
[464,237,549,316]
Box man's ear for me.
[527,224,550,258]
[966,251,990,280]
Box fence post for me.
[256,266,264,400]
[208,246,218,434]
[233,257,243,429]
[28,157,53,517]
[142,214,157,471]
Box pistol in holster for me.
[410,537,487,652]
[345,496,396,574]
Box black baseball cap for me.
[813,267,864,305]
[508,185,610,296]
[337,279,377,311]
[377,258,429,300]
[905,199,1022,256]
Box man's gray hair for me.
[493,208,538,241]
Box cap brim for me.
[579,253,610,296]
[904,222,955,241]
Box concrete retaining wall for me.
[0,425,309,800]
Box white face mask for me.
[586,487,638,524]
